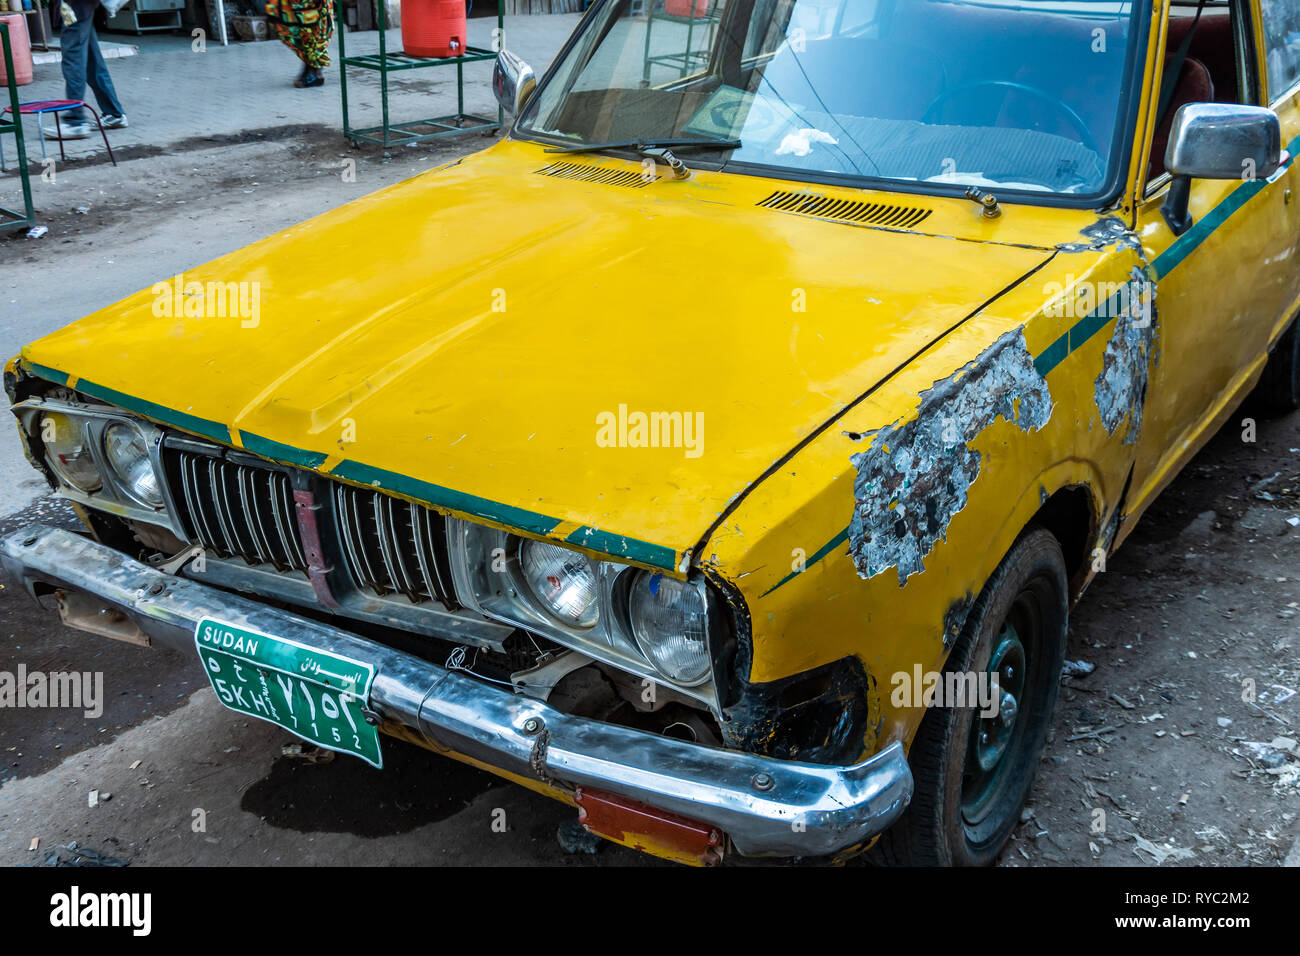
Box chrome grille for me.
[333,484,456,605]
[169,450,308,572]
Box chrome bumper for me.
[1,526,913,858]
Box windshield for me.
[517,0,1142,200]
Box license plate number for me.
[195,618,382,768]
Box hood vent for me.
[535,161,654,188]
[758,190,931,229]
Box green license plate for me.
[195,618,382,768]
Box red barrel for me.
[0,13,34,87]
[401,0,466,58]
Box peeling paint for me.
[847,328,1053,586]
[1056,216,1143,254]
[1094,269,1159,445]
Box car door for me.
[1125,0,1300,522]
[1255,0,1300,319]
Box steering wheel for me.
[922,80,1099,157]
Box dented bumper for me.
[0,526,913,859]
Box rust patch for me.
[848,328,1053,586]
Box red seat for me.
[1147,56,1215,180]
[4,99,86,114]
[0,97,116,167]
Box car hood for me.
[21,141,1055,571]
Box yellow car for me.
[5,0,1299,866]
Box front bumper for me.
[1,525,913,858]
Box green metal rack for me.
[641,0,721,85]
[338,4,504,148]
[0,21,35,235]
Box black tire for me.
[1254,317,1300,414]
[875,527,1068,866]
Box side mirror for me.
[492,50,537,116]
[1162,103,1282,236]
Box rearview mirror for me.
[492,50,536,116]
[1162,103,1282,236]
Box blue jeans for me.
[60,19,125,124]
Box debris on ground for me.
[33,843,129,867]
[1062,660,1095,678]
[281,743,336,764]
[556,819,602,855]
[1242,739,1299,769]
[1133,835,1197,865]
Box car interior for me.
[1148,3,1249,180]
[538,0,1253,192]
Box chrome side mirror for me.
[492,50,537,116]
[1163,103,1282,236]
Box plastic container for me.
[664,0,708,17]
[400,0,465,59]
[0,13,34,87]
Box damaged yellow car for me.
[5,0,1300,865]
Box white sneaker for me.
[45,121,91,140]
[102,114,128,129]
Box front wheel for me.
[876,527,1069,866]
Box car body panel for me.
[19,140,1064,572]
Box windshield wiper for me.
[544,137,741,155]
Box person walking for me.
[47,0,128,141]
[265,0,334,88]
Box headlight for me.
[448,518,722,700]
[519,538,599,628]
[103,422,162,507]
[40,412,101,492]
[628,572,712,686]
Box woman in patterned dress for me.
[265,0,335,88]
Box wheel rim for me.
[960,595,1039,828]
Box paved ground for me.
[0,17,1298,868]
[6,18,575,165]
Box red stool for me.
[0,99,116,169]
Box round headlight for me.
[40,412,101,492]
[628,572,711,685]
[519,539,599,629]
[103,422,163,507]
